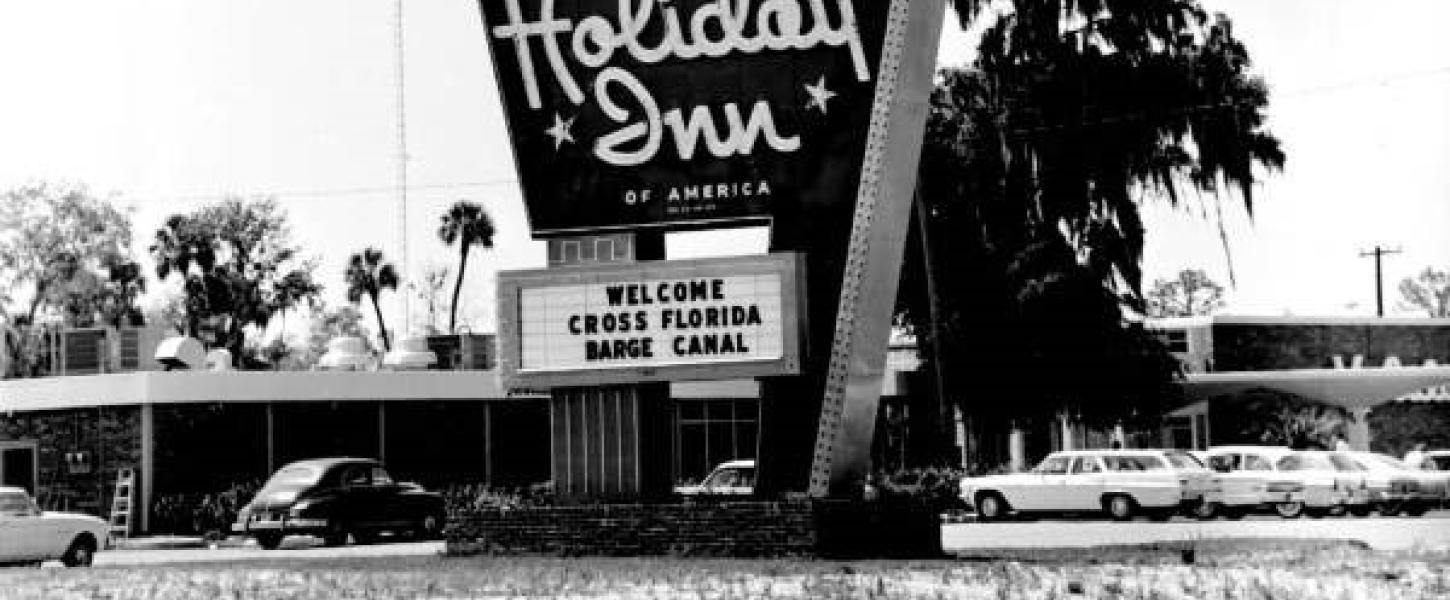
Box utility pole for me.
[1359,245,1402,317]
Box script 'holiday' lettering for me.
[492,0,870,166]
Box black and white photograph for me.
[1,1,1448,597]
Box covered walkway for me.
[1178,366,1450,449]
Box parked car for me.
[0,486,108,567]
[232,458,446,550]
[674,459,755,497]
[1203,446,1306,519]
[1409,450,1450,472]
[1345,451,1447,516]
[958,450,1219,522]
[1268,451,1359,518]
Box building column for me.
[139,403,153,534]
[377,402,387,463]
[265,403,275,474]
[1008,425,1026,472]
[1348,407,1373,451]
[1058,412,1075,451]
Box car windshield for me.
[1103,456,1164,471]
[1327,454,1364,471]
[1361,454,1408,470]
[1431,456,1450,471]
[1164,452,1204,469]
[706,467,754,488]
[264,465,322,488]
[0,490,37,515]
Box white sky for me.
[1,1,1447,342]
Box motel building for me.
[0,320,923,535]
[1148,315,1450,453]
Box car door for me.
[1209,453,1254,504]
[0,491,46,561]
[368,466,409,527]
[0,495,24,561]
[335,464,375,529]
[1063,456,1106,510]
[1015,455,1071,511]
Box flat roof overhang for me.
[1181,366,1450,410]
[0,370,529,413]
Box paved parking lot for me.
[942,512,1450,551]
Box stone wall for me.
[445,499,941,558]
[0,406,141,517]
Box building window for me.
[674,399,758,483]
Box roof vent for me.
[319,336,373,371]
[154,337,206,371]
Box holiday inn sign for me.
[478,0,893,236]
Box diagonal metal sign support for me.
[808,0,946,498]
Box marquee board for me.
[476,0,896,237]
[497,253,804,387]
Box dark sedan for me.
[232,457,445,550]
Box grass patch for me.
[2,540,1448,598]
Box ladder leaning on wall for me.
[108,468,135,540]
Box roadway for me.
[86,513,1450,566]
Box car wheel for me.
[1378,501,1404,517]
[1191,501,1218,521]
[60,535,97,568]
[975,493,1009,522]
[1103,495,1136,521]
[416,514,444,540]
[1274,501,1304,519]
[323,521,350,547]
[255,532,284,550]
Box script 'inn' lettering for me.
[492,0,870,166]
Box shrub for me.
[149,479,261,538]
[439,481,554,515]
[871,467,969,512]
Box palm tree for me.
[437,201,495,333]
[344,247,399,352]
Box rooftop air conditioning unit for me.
[424,334,496,370]
[383,335,437,370]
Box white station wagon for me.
[0,486,109,567]
[959,450,1220,521]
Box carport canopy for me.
[1181,366,1450,411]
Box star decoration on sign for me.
[544,112,576,150]
[803,75,838,115]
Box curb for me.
[115,536,255,551]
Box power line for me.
[1002,63,1450,138]
[129,179,520,205]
